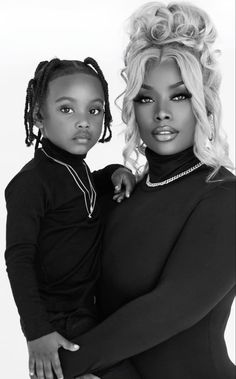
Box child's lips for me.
[73,133,91,142]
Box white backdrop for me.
[0,0,235,378]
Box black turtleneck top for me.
[5,138,120,341]
[57,147,236,379]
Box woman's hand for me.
[27,331,79,379]
[111,167,136,202]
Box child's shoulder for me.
[5,154,48,197]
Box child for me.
[4,57,138,379]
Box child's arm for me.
[111,167,136,202]
[5,170,54,340]
[5,170,79,379]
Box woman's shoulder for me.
[199,166,235,206]
[212,166,235,182]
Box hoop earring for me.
[138,142,146,154]
[208,115,215,142]
[206,115,215,150]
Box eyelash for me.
[133,93,192,104]
[172,93,192,101]
[59,106,103,115]
[60,106,73,114]
[89,108,103,115]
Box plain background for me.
[0,0,234,377]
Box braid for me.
[84,57,112,142]
[24,79,35,146]
[36,59,61,110]
[24,57,112,148]
[24,59,61,148]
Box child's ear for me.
[33,107,44,130]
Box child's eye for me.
[172,93,192,101]
[133,95,154,104]
[60,106,73,114]
[90,108,102,115]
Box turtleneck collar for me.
[145,146,200,183]
[40,138,86,167]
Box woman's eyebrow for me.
[169,81,184,89]
[141,81,185,91]
[141,83,153,90]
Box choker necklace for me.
[146,162,203,187]
[42,148,96,218]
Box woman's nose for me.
[154,102,171,121]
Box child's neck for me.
[41,138,86,166]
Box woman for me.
[59,3,236,378]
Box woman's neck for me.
[145,146,200,182]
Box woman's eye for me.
[90,108,102,115]
[134,96,154,104]
[60,106,73,114]
[172,93,191,101]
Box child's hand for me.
[75,376,100,379]
[27,331,79,379]
[111,167,136,203]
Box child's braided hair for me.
[24,57,112,149]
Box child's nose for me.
[75,118,89,129]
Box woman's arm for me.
[59,181,235,377]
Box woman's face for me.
[133,58,196,155]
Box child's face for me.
[39,73,104,155]
[133,58,196,155]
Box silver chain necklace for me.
[42,148,96,218]
[146,162,203,187]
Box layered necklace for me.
[146,162,203,187]
[42,148,96,218]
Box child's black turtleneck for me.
[5,138,120,341]
[56,146,236,379]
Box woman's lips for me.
[152,126,179,142]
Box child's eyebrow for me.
[55,96,76,103]
[55,96,104,103]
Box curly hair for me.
[121,2,233,179]
[24,58,112,149]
